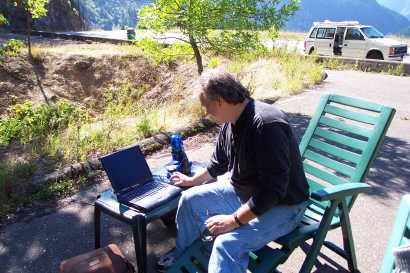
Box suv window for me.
[310,28,318,38]
[345,28,364,40]
[324,28,336,39]
[316,28,325,38]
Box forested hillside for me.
[376,0,410,17]
[284,0,410,35]
[74,0,151,30]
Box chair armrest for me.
[311,183,371,202]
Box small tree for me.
[138,0,300,74]
[7,0,50,57]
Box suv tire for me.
[308,47,315,55]
[367,51,383,60]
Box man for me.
[157,69,309,273]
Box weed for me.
[0,161,38,216]
[136,38,193,66]
[0,39,25,56]
[272,80,281,90]
[136,114,152,138]
[325,57,342,70]
[386,64,405,76]
[0,101,84,146]
[208,58,219,68]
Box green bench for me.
[379,194,410,273]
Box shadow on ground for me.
[0,112,408,273]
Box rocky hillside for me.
[0,0,84,32]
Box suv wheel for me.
[367,51,383,60]
[308,47,315,55]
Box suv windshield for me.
[361,27,384,38]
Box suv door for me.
[315,27,335,56]
[343,27,367,58]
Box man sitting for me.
[157,69,309,273]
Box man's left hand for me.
[205,214,239,235]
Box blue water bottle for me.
[170,134,191,175]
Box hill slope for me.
[376,0,410,17]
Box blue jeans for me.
[173,179,307,273]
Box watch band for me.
[233,212,244,226]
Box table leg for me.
[94,205,101,249]
[133,215,147,273]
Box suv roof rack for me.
[313,20,360,26]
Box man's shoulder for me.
[253,100,288,126]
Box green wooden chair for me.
[166,94,396,273]
[379,194,410,273]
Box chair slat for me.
[314,127,367,152]
[306,177,330,209]
[324,104,378,125]
[319,116,373,138]
[304,162,349,186]
[304,149,355,177]
[306,177,326,193]
[191,246,209,271]
[182,260,202,273]
[309,138,361,164]
[329,94,384,112]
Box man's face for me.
[199,91,224,124]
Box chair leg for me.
[94,205,101,249]
[300,202,339,273]
[339,200,358,272]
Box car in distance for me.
[304,20,408,61]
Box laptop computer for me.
[99,145,182,212]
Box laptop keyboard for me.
[122,182,168,201]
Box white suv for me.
[304,20,408,61]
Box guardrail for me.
[315,55,410,75]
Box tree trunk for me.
[189,35,203,75]
[26,10,32,57]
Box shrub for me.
[0,101,84,145]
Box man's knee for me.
[179,187,198,205]
[212,233,238,255]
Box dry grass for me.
[277,31,307,41]
[31,42,143,56]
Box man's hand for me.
[205,214,239,235]
[169,168,212,187]
[169,172,197,187]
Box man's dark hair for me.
[199,69,250,104]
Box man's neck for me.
[230,98,250,125]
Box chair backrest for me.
[299,94,395,210]
[379,194,410,273]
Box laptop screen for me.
[99,145,153,193]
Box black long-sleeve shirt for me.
[207,99,309,215]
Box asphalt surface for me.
[1,70,409,272]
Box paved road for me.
[0,70,409,272]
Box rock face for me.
[0,0,84,32]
